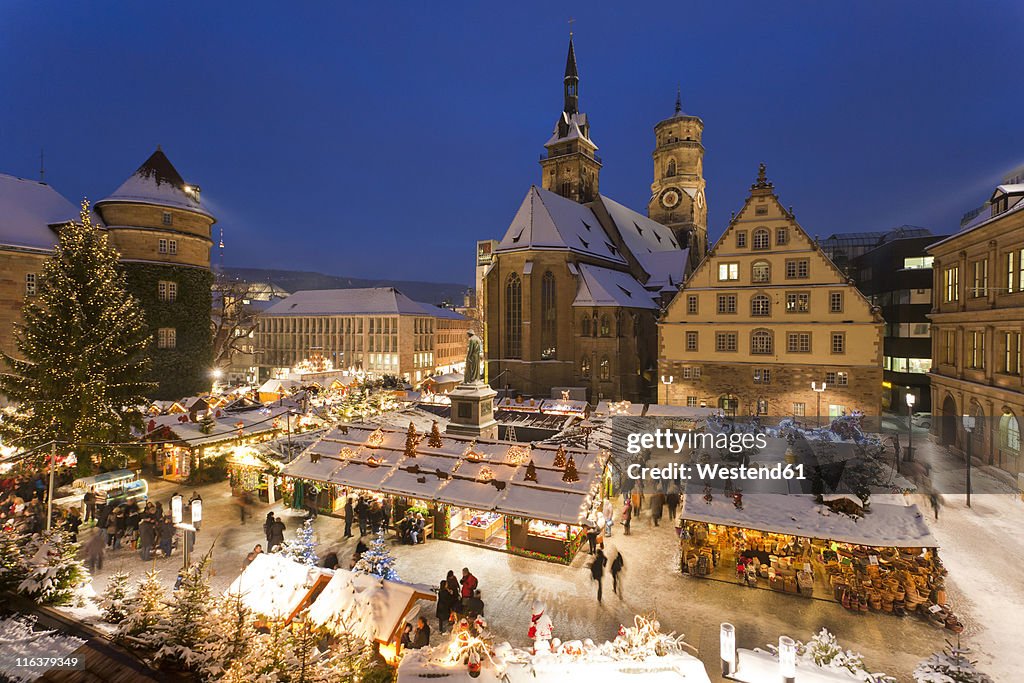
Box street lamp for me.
[811,381,826,427]
[962,415,975,508]
[171,492,196,571]
[171,493,183,524]
[779,635,797,683]
[905,392,916,462]
[190,493,203,530]
[720,622,737,676]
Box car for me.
[911,412,932,429]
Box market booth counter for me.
[280,424,608,564]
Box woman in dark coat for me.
[590,548,607,602]
[445,571,462,615]
[435,579,454,633]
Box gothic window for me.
[616,311,624,337]
[751,329,774,355]
[666,159,677,178]
[752,261,771,284]
[561,181,572,197]
[599,356,611,381]
[632,313,641,337]
[581,314,591,337]
[580,355,591,378]
[540,271,557,360]
[599,315,611,337]
[751,294,771,317]
[753,228,771,250]
[505,273,522,359]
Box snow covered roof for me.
[282,425,606,525]
[573,263,657,309]
[0,174,77,251]
[227,552,326,620]
[145,405,293,447]
[545,112,596,147]
[679,493,937,548]
[729,648,864,683]
[496,186,627,265]
[96,148,212,218]
[597,194,685,282]
[261,287,466,319]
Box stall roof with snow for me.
[226,552,330,622]
[282,424,607,525]
[679,492,937,548]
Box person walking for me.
[139,517,155,561]
[621,499,632,536]
[268,515,286,551]
[344,495,354,538]
[666,486,680,523]
[590,547,607,602]
[84,487,97,523]
[264,511,275,547]
[929,492,941,521]
[610,549,625,598]
[85,531,105,572]
[602,498,614,537]
[436,579,454,633]
[586,521,598,554]
[650,489,665,527]
[237,491,252,525]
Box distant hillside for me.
[220,267,470,306]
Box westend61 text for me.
[626,462,807,482]
[625,428,768,455]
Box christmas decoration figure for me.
[0,200,154,473]
[562,454,580,483]
[553,445,567,468]
[428,420,443,447]
[527,600,553,650]
[405,421,419,458]
[524,459,538,483]
[277,518,320,567]
[353,529,400,581]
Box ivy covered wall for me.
[123,263,213,399]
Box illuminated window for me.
[599,315,611,337]
[969,330,985,369]
[157,328,176,349]
[971,259,988,297]
[599,356,610,381]
[718,262,739,281]
[785,292,810,313]
[999,411,1020,453]
[752,261,770,283]
[25,273,37,296]
[753,368,771,384]
[580,355,591,378]
[944,266,959,302]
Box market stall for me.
[281,424,607,564]
[676,491,956,624]
[226,552,332,623]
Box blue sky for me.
[2,1,1022,284]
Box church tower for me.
[540,36,601,203]
[648,89,707,263]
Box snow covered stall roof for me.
[282,425,606,525]
[679,492,937,548]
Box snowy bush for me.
[278,518,319,567]
[767,629,894,683]
[154,554,218,671]
[914,644,994,683]
[116,569,169,648]
[17,528,90,606]
[0,615,85,683]
[100,570,131,623]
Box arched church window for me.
[666,159,677,178]
[599,315,611,337]
[581,314,591,337]
[599,356,611,381]
[505,273,522,359]
[580,355,591,378]
[540,271,557,360]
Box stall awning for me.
[679,493,938,548]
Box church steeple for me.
[564,36,579,115]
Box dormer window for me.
[162,212,172,226]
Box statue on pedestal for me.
[464,330,483,384]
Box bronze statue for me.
[464,329,483,384]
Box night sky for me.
[2,2,1022,284]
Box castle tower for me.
[539,36,602,203]
[648,88,707,263]
[95,147,215,398]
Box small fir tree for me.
[552,445,567,468]
[117,569,169,647]
[155,553,217,670]
[101,570,132,623]
[201,589,258,680]
[562,454,580,483]
[428,420,443,447]
[198,412,215,435]
[353,529,400,581]
[18,528,90,606]
[914,642,994,683]
[0,526,28,591]
[0,200,154,473]
[524,459,538,483]
[404,421,419,458]
[278,518,320,567]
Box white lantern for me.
[779,635,796,682]
[905,392,916,409]
[171,493,183,524]
[191,496,203,527]
[720,623,736,675]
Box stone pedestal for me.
[446,382,498,440]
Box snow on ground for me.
[0,615,85,683]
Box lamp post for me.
[905,392,916,462]
[779,635,797,683]
[811,381,826,427]
[171,492,195,571]
[962,415,974,508]
[720,622,737,676]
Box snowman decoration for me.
[527,601,554,653]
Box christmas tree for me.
[278,518,320,567]
[405,421,419,458]
[0,526,27,591]
[201,589,258,680]
[117,569,169,648]
[562,454,579,483]
[101,570,131,623]
[524,459,538,482]
[353,529,400,581]
[198,412,216,435]
[155,553,217,671]
[0,200,154,473]
[18,528,90,606]
[914,643,993,683]
[553,445,567,468]
[428,420,443,447]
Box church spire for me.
[675,85,682,115]
[563,36,579,115]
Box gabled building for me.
[482,37,701,403]
[659,165,884,418]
